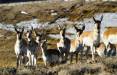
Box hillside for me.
[0,1,117,75]
[0,1,116,24]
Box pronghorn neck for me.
[60,32,65,41]
[17,34,22,40]
[41,41,47,56]
[36,37,39,44]
[93,23,101,47]
[16,38,20,44]
[27,35,34,42]
[27,38,31,42]
[41,47,46,56]
[60,28,66,39]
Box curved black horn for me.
[22,27,24,33]
[93,17,96,22]
[100,15,103,21]
[82,25,85,31]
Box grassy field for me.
[0,1,117,75]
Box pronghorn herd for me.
[14,15,117,69]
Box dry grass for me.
[1,29,117,74]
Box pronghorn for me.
[26,28,39,67]
[14,27,27,68]
[78,15,103,61]
[38,35,60,66]
[96,42,117,57]
[106,42,117,57]
[57,25,70,62]
[102,27,117,49]
[96,42,106,57]
[69,25,85,63]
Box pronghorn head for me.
[93,15,103,30]
[26,27,33,40]
[40,38,47,51]
[106,42,116,56]
[14,26,24,40]
[107,42,115,51]
[73,24,85,36]
[58,24,66,38]
[34,30,44,44]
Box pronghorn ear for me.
[93,17,96,22]
[82,25,85,31]
[73,24,81,32]
[108,42,112,45]
[100,15,103,22]
[79,25,85,35]
[31,26,34,31]
[14,26,19,33]
[57,24,62,30]
[22,27,24,33]
[34,30,38,36]
[63,24,67,29]
[14,27,17,32]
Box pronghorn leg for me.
[31,54,34,68]
[16,55,21,69]
[34,56,37,68]
[76,52,78,63]
[65,53,68,61]
[85,46,90,59]
[80,48,84,60]
[16,57,19,68]
[44,61,47,66]
[20,56,23,67]
[61,53,64,62]
[29,54,32,69]
[91,46,95,61]
[70,53,73,64]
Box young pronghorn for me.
[78,15,103,61]
[38,35,60,66]
[14,27,27,68]
[69,25,85,63]
[26,28,38,67]
[102,27,117,49]
[57,25,71,62]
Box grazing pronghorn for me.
[102,27,117,49]
[78,15,103,61]
[26,28,38,67]
[69,25,85,63]
[14,27,27,68]
[39,37,60,66]
[57,25,70,62]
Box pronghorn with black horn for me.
[78,15,103,61]
[96,27,117,57]
[26,27,39,68]
[14,26,27,68]
[57,24,70,62]
[69,24,85,63]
